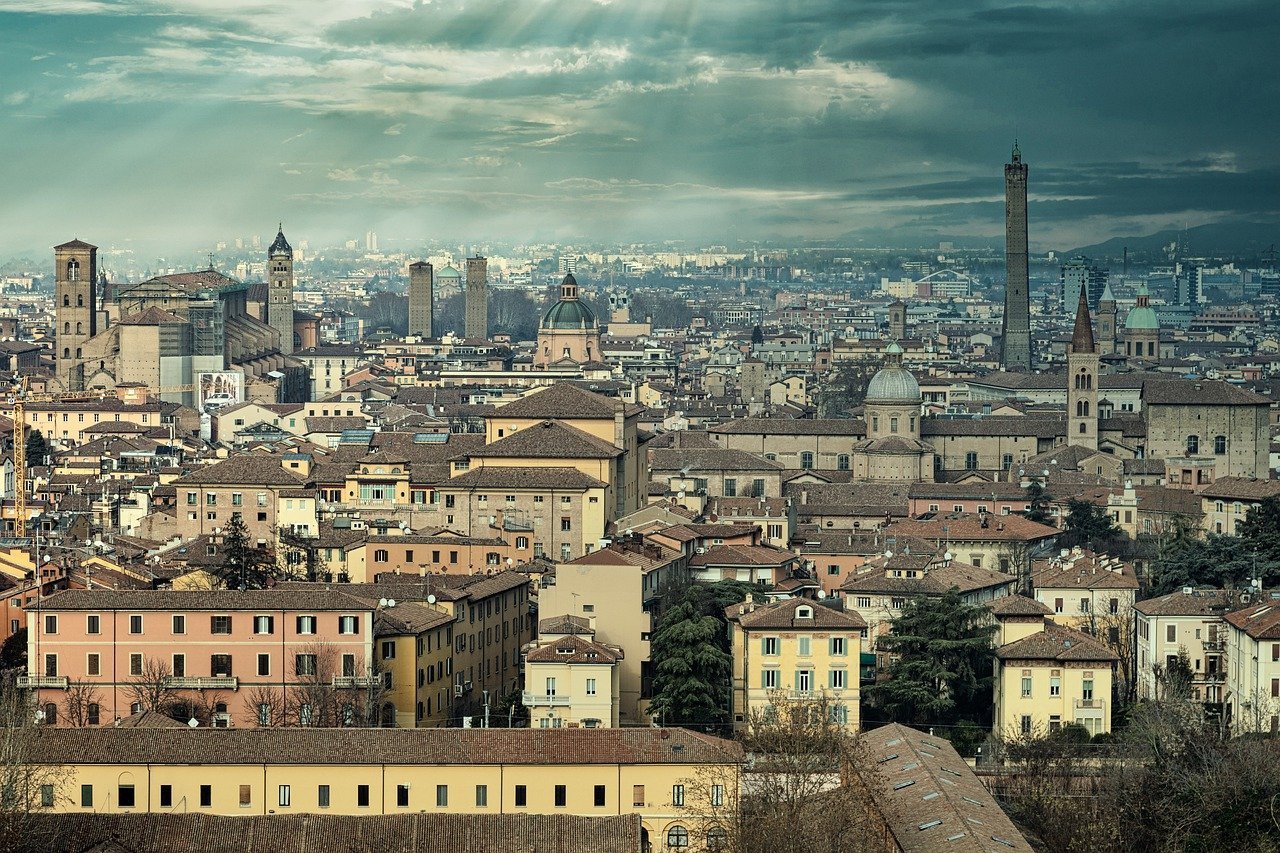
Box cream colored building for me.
[1198,477,1280,535]
[1223,598,1280,734]
[726,596,865,732]
[1029,548,1139,636]
[1134,588,1239,703]
[991,596,1117,737]
[26,727,743,853]
[522,624,623,729]
[374,601,455,728]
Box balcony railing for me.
[1074,698,1105,712]
[17,675,68,689]
[522,692,571,706]
[1202,639,1225,652]
[332,675,378,689]
[164,676,238,690]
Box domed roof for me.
[1124,283,1158,331]
[436,265,461,279]
[866,366,921,403]
[542,297,597,330]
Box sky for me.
[1,0,1277,259]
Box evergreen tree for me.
[871,589,996,726]
[751,324,765,345]
[1062,499,1121,551]
[1023,481,1051,524]
[647,590,732,732]
[1238,496,1280,564]
[23,429,48,468]
[816,361,875,418]
[213,513,276,590]
[1151,532,1277,597]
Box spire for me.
[1070,283,1095,354]
[1011,139,1021,164]
[1099,279,1116,305]
[268,225,292,258]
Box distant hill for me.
[1067,220,1279,261]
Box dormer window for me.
[796,606,813,619]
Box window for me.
[797,636,811,656]
[257,654,270,677]
[295,654,317,676]
[173,654,186,677]
[837,454,850,471]
[118,785,136,808]
[707,828,729,852]
[211,654,232,677]
[800,451,814,470]
[476,785,488,807]
[667,825,690,848]
[633,785,645,807]
[762,637,779,656]
[1082,678,1094,701]
[88,703,99,725]
[710,784,725,807]
[297,615,316,634]
[80,784,93,808]
[1021,676,1032,697]
[39,784,54,808]
[965,451,979,470]
[357,785,370,808]
[382,640,396,660]
[200,785,212,808]
[1054,598,1063,614]
[555,785,567,807]
[1002,453,1013,470]
[1214,435,1226,455]
[374,549,389,563]
[560,517,572,532]
[1050,676,1061,697]
[172,614,185,634]
[830,669,847,690]
[586,678,597,696]
[594,785,606,807]
[724,478,737,497]
[830,637,846,656]
[762,669,779,689]
[257,703,271,726]
[671,784,684,806]
[339,615,360,634]
[129,653,143,677]
[1166,624,1176,643]
[318,785,330,808]
[129,615,143,634]
[1186,434,1199,455]
[211,615,232,634]
[1020,715,1032,735]
[42,614,57,635]
[254,615,274,634]
[856,596,871,608]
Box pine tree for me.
[214,513,276,590]
[23,429,48,468]
[647,592,732,732]
[1023,481,1051,524]
[871,589,996,726]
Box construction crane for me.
[5,377,197,539]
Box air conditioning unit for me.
[453,684,463,697]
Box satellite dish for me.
[944,551,953,561]
[378,598,389,607]
[188,717,199,728]
[884,550,893,559]
[427,594,437,605]
[816,589,827,599]
[387,599,396,607]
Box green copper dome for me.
[542,297,597,330]
[436,265,461,279]
[1124,282,1159,331]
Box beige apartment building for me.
[1134,588,1243,703]
[522,625,624,729]
[1030,548,1139,636]
[170,454,310,543]
[1223,598,1280,734]
[1198,477,1280,535]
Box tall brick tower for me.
[54,238,98,390]
[1002,143,1031,371]
[464,255,488,340]
[408,261,434,339]
[267,225,295,354]
[1067,285,1098,451]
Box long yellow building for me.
[27,727,742,852]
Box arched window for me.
[800,451,814,470]
[666,826,689,848]
[1079,423,1087,434]
[77,294,83,306]
[707,828,728,852]
[63,295,70,307]
[76,322,82,335]
[75,348,82,358]
[42,703,57,725]
[67,259,79,281]
[1186,435,1199,455]
[837,454,850,471]
[1214,435,1226,455]
[62,347,70,359]
[64,322,70,334]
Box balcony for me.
[332,675,377,689]
[17,675,68,689]
[1074,698,1105,715]
[164,676,238,690]
[1202,639,1225,652]
[522,692,571,707]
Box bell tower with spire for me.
[267,224,295,354]
[1067,285,1098,451]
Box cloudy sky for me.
[1,0,1276,258]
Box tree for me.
[1238,496,1280,563]
[750,325,764,345]
[1152,648,1195,700]
[0,628,26,672]
[677,695,880,853]
[1023,481,1052,524]
[60,680,102,728]
[1061,499,1121,552]
[815,361,875,418]
[870,589,996,727]
[23,430,48,468]
[0,675,68,852]
[213,513,277,590]
[1150,533,1273,597]
[648,591,732,732]
[125,656,175,715]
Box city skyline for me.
[1,1,1278,258]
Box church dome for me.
[541,273,598,330]
[866,342,920,402]
[436,265,461,280]
[1124,305,1159,331]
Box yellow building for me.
[1224,599,1280,734]
[726,596,866,732]
[374,601,456,728]
[1029,547,1139,634]
[991,596,1118,738]
[28,727,743,852]
[522,621,623,729]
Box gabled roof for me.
[492,383,622,420]
[1224,598,1280,640]
[55,238,97,250]
[730,597,866,630]
[170,455,305,488]
[442,467,606,491]
[989,594,1052,617]
[469,420,622,460]
[996,621,1118,662]
[525,634,623,664]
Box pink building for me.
[23,589,376,729]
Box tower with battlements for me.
[1002,144,1031,371]
[266,225,295,354]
